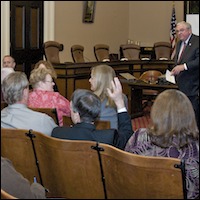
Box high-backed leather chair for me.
[94,44,110,61]
[154,42,172,60]
[120,44,140,60]
[71,45,85,63]
[43,41,64,64]
[139,70,163,109]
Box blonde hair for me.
[29,67,53,89]
[91,64,116,107]
[34,60,57,78]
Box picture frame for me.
[83,1,96,23]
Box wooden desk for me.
[122,80,178,118]
[53,60,175,99]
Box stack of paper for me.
[165,69,176,84]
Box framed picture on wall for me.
[83,1,96,23]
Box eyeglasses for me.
[45,80,54,83]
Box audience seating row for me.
[43,41,172,64]
[1,103,111,129]
[1,128,186,199]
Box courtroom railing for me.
[52,60,175,99]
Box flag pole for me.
[170,1,177,60]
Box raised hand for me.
[107,77,125,110]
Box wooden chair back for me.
[1,128,185,199]
[33,132,104,198]
[1,128,40,184]
[154,41,172,60]
[71,44,85,63]
[1,189,17,199]
[63,116,110,129]
[98,142,184,199]
[94,44,110,61]
[95,120,111,129]
[139,70,163,84]
[139,70,163,108]
[29,107,59,125]
[43,41,63,64]
[120,44,140,60]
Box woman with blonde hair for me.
[34,60,59,92]
[89,64,128,129]
[28,67,70,126]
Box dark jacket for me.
[174,34,199,97]
[51,112,133,150]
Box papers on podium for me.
[165,69,176,84]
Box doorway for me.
[10,1,44,78]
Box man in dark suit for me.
[171,21,199,129]
[51,77,133,150]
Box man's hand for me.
[171,64,185,75]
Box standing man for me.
[2,55,16,69]
[171,21,199,129]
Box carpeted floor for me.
[131,103,151,131]
[132,114,151,131]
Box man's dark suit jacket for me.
[51,112,133,150]
[174,34,199,97]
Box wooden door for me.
[10,1,44,78]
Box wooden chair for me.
[94,44,110,61]
[71,44,85,63]
[139,70,163,109]
[98,142,185,199]
[1,189,17,199]
[29,107,59,125]
[2,128,185,199]
[1,128,41,184]
[43,41,64,64]
[63,116,111,129]
[33,132,105,198]
[154,41,172,60]
[120,44,140,60]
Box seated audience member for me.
[1,67,15,83]
[1,156,46,199]
[1,67,15,102]
[124,89,199,199]
[52,77,133,150]
[33,60,59,92]
[2,55,16,69]
[1,71,57,136]
[28,67,70,126]
[89,64,128,129]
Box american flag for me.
[170,5,177,60]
